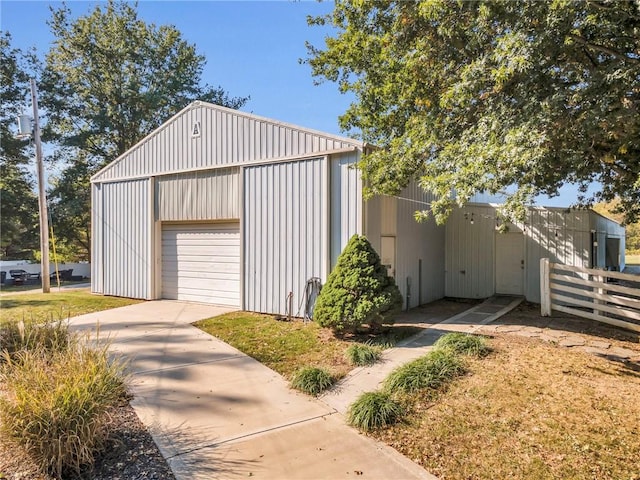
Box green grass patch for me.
[195,312,352,378]
[433,332,490,358]
[345,343,382,366]
[347,391,403,431]
[383,348,466,394]
[0,291,142,325]
[195,312,421,379]
[0,279,87,293]
[290,366,335,396]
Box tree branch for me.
[567,33,639,64]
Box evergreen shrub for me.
[314,235,402,334]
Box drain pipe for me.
[418,259,422,306]
[405,277,411,312]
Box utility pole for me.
[31,78,50,293]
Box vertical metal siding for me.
[243,157,328,315]
[156,168,240,221]
[445,206,496,298]
[100,179,151,299]
[443,206,619,303]
[394,183,445,308]
[91,183,103,293]
[330,152,363,267]
[525,209,591,302]
[365,195,382,253]
[93,103,359,182]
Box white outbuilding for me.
[91,101,625,314]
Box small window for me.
[191,121,201,138]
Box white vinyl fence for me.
[540,258,640,333]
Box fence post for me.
[540,258,551,316]
[593,271,605,315]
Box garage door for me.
[162,222,240,306]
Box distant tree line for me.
[0,1,247,261]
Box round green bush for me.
[433,332,490,357]
[383,348,466,393]
[347,391,403,431]
[290,366,335,396]
[345,343,382,366]
[314,235,403,334]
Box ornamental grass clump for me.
[347,391,403,431]
[433,332,491,358]
[314,235,402,335]
[345,343,382,366]
[0,317,69,361]
[383,348,466,394]
[0,335,127,478]
[290,366,335,396]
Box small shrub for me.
[347,391,403,431]
[433,332,490,357]
[290,366,334,396]
[383,349,466,394]
[314,235,403,334]
[345,343,382,366]
[0,339,127,477]
[0,317,69,360]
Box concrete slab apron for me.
[70,300,433,480]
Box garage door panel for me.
[162,249,240,260]
[164,271,240,281]
[163,278,239,291]
[166,291,240,304]
[162,261,240,275]
[161,222,240,306]
[161,236,239,245]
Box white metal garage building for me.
[91,101,446,314]
[91,101,625,314]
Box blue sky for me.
[1,0,593,207]
[1,0,351,136]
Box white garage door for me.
[162,222,240,306]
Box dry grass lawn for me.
[375,335,640,480]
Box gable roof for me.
[92,101,363,182]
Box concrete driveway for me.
[70,300,434,479]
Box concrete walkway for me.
[69,301,435,480]
[320,296,523,414]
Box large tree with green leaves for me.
[307,0,640,223]
[0,32,39,260]
[41,0,248,258]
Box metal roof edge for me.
[91,101,365,183]
[588,209,625,227]
[91,102,197,182]
[194,100,365,148]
